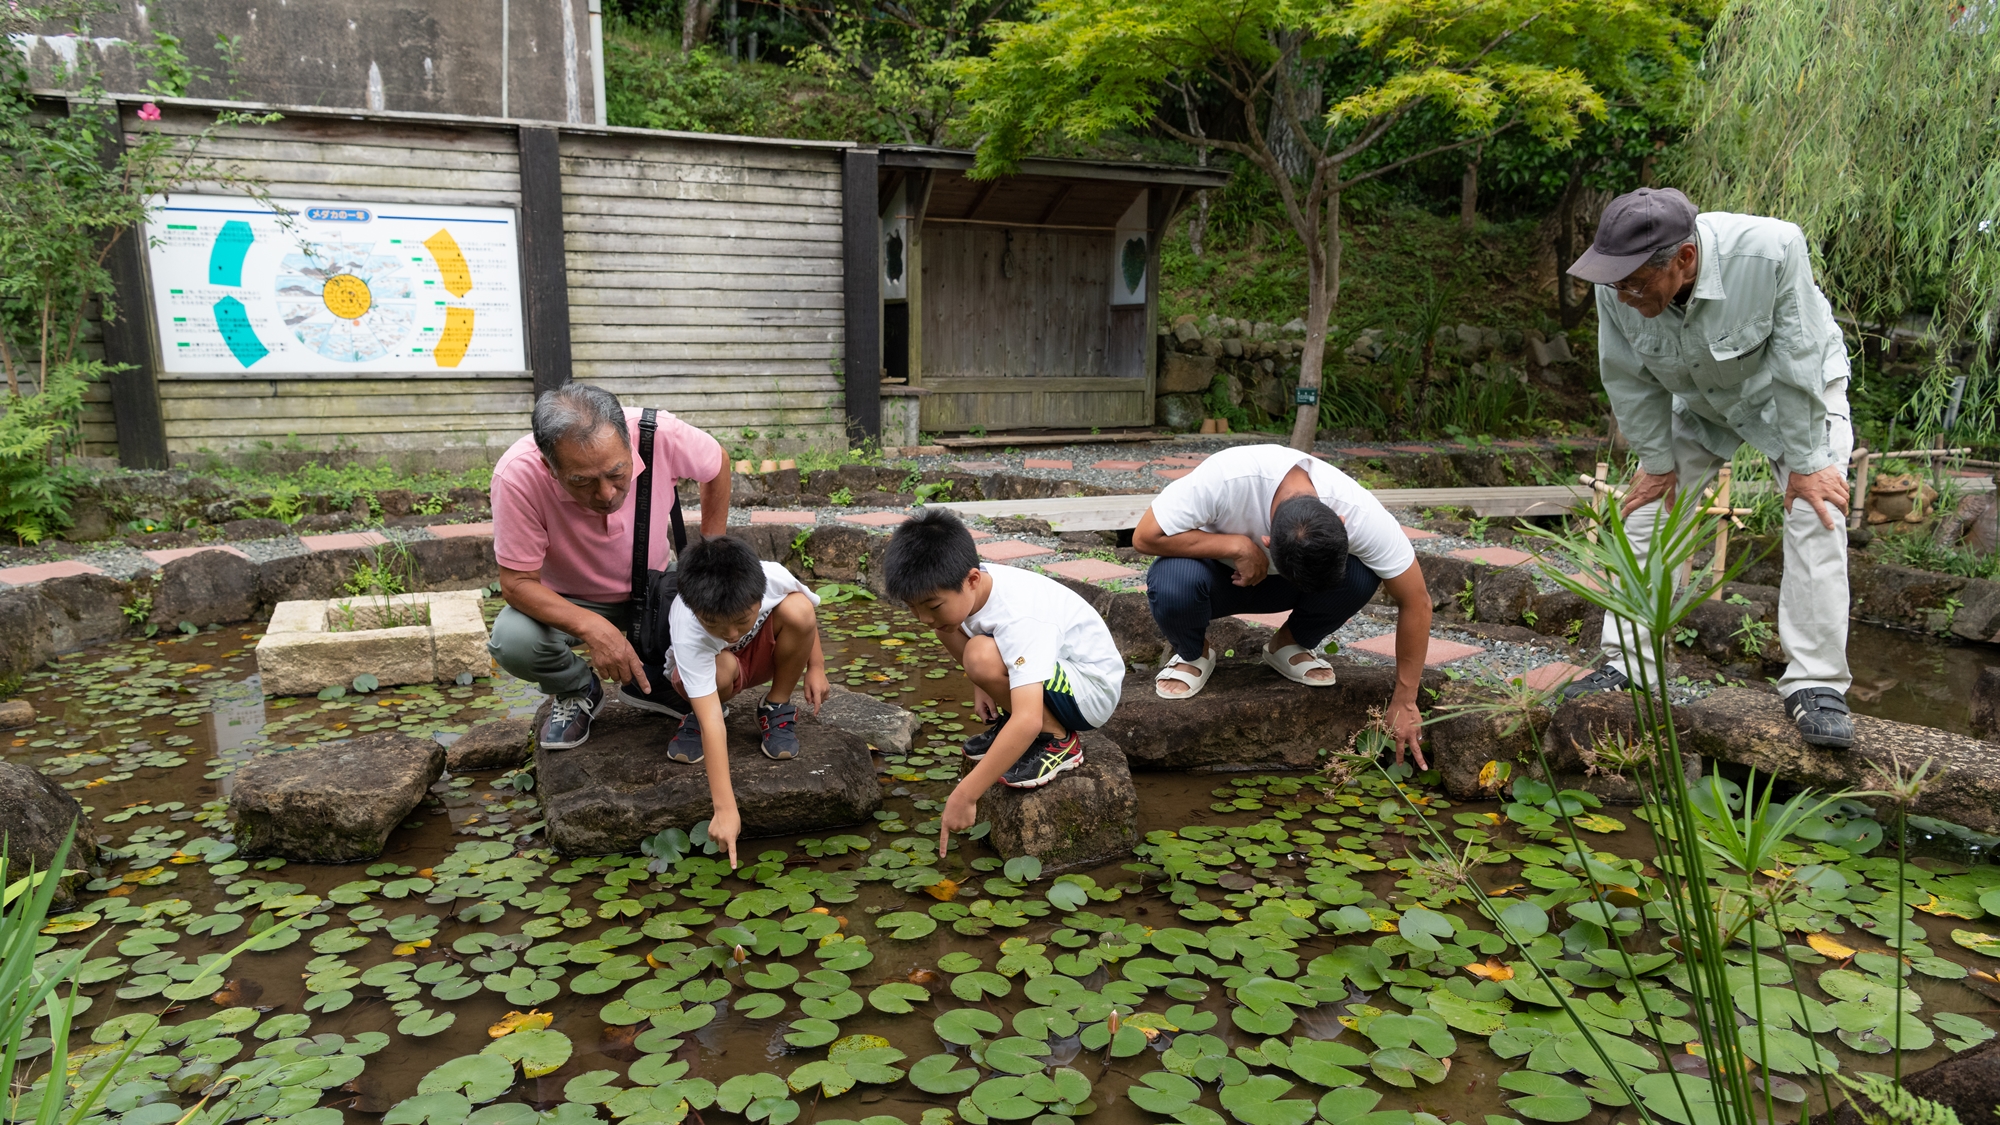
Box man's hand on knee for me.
[1620,469,1678,518]
[1784,466,1851,530]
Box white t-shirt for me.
[669,561,819,699]
[959,564,1125,728]
[1148,444,1415,581]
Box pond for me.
[1845,622,1990,737]
[10,597,2000,1125]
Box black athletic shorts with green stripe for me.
[1041,663,1097,735]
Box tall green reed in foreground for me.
[1384,488,1938,1125]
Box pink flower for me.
[137,103,161,121]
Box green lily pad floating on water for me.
[483,1028,572,1078]
[1220,1074,1317,1125]
[416,1052,514,1103]
[1499,1071,1592,1123]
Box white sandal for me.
[1154,650,1216,700]
[1264,643,1337,687]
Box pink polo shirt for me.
[491,407,725,604]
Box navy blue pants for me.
[1145,555,1382,661]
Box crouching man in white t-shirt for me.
[1132,444,1431,765]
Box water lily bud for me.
[1106,1010,1121,1035]
[732,944,748,964]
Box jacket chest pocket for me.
[1707,317,1772,363]
[1632,333,1692,386]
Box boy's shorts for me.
[1041,663,1097,734]
[671,622,778,699]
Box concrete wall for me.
[16,0,601,124]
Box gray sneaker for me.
[1786,687,1853,749]
[667,710,705,764]
[1560,664,1630,701]
[539,676,604,751]
[758,700,801,761]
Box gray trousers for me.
[1603,383,1852,697]
[488,596,630,697]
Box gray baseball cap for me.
[1567,187,1698,284]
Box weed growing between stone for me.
[5,596,2000,1125]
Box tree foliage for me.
[1668,0,2000,435]
[957,0,1703,449]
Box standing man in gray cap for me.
[1561,187,1855,749]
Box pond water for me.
[10,598,2000,1125]
[1844,622,1991,737]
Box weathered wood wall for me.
[560,133,845,446]
[916,221,1150,431]
[107,103,847,465]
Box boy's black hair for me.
[883,508,980,602]
[1270,496,1349,593]
[676,535,767,619]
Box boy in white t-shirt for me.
[664,535,830,867]
[882,510,1125,854]
[1132,444,1432,766]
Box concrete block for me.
[255,588,491,697]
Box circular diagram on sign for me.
[275,238,415,363]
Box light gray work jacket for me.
[1596,211,1851,477]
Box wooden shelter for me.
[874,149,1228,434]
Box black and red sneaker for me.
[758,700,801,760]
[1000,730,1083,789]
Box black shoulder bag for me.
[626,408,689,676]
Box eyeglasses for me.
[1613,272,1655,298]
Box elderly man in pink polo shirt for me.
[489,383,730,751]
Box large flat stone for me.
[738,682,921,756]
[229,733,446,862]
[981,733,1137,875]
[0,761,99,909]
[536,698,882,855]
[35,572,131,653]
[1545,690,1700,803]
[1098,661,1442,771]
[1678,687,2000,833]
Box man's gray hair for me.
[532,383,626,463]
[1645,238,1697,269]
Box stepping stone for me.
[300,531,388,551]
[1449,546,1534,567]
[429,521,495,539]
[1042,558,1141,582]
[1391,444,1433,453]
[536,688,887,854]
[0,761,99,908]
[0,559,101,586]
[838,511,912,527]
[230,733,447,862]
[1346,633,1485,666]
[1093,460,1147,471]
[1100,662,1435,770]
[1023,458,1073,469]
[143,545,250,566]
[983,734,1137,875]
[1155,468,1193,480]
[750,510,817,524]
[739,682,921,757]
[1520,662,1592,692]
[1400,526,1439,540]
[1234,610,1291,628]
[1338,448,1383,456]
[444,714,537,772]
[952,460,1007,471]
[1154,456,1207,466]
[977,540,1054,561]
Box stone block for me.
[804,525,877,583]
[229,733,445,862]
[0,761,99,909]
[738,682,921,757]
[1850,560,1966,628]
[1427,686,1549,800]
[1156,393,1204,432]
[1099,662,1440,771]
[37,572,132,652]
[536,696,882,855]
[0,588,54,680]
[1679,687,2000,833]
[0,699,33,728]
[1951,578,2000,644]
[1159,353,1216,394]
[257,547,367,607]
[255,589,491,697]
[1544,691,1699,804]
[983,734,1138,875]
[1529,334,1574,366]
[1471,565,1536,625]
[1172,317,1202,344]
[1973,666,2000,741]
[221,517,289,540]
[407,534,499,590]
[445,713,537,772]
[151,547,259,628]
